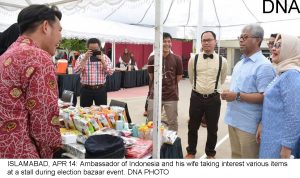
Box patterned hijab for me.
[275,34,300,75]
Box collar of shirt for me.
[17,36,40,49]
[163,52,172,59]
[241,50,263,63]
[15,36,51,59]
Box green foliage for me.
[59,38,86,52]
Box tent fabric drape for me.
[1,0,300,41]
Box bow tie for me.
[203,54,214,59]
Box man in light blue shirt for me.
[221,24,276,158]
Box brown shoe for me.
[143,111,148,116]
[185,154,195,159]
[206,156,215,159]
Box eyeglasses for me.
[267,41,274,47]
[237,35,259,41]
[201,39,215,43]
[273,42,281,49]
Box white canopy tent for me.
[1,0,300,158]
[1,0,300,41]
[0,1,155,44]
[61,15,154,43]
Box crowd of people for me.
[0,4,299,159]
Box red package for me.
[126,138,152,159]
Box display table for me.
[160,137,183,159]
[57,70,149,97]
[60,105,182,159]
[57,74,81,98]
[136,69,149,87]
[62,137,183,159]
[105,71,122,91]
[121,71,137,88]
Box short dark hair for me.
[87,38,101,48]
[18,5,62,34]
[163,32,172,39]
[270,33,278,38]
[201,31,216,40]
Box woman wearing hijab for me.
[119,48,137,70]
[119,48,131,68]
[258,34,300,158]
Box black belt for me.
[192,90,219,99]
[82,84,105,90]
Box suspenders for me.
[215,55,222,92]
[193,54,223,92]
[193,54,198,90]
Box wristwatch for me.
[236,92,241,101]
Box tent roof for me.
[1,0,300,41]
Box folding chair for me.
[109,99,132,123]
[61,90,74,106]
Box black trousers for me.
[186,91,221,156]
[144,91,150,111]
[80,85,107,107]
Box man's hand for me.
[83,49,93,61]
[280,146,292,159]
[220,89,229,100]
[221,90,237,102]
[79,50,92,68]
[99,54,107,69]
[256,123,262,144]
[99,54,105,63]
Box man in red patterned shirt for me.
[0,5,62,158]
[74,38,114,107]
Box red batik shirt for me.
[0,36,61,158]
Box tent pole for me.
[152,0,163,159]
[196,0,204,53]
[112,41,116,68]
